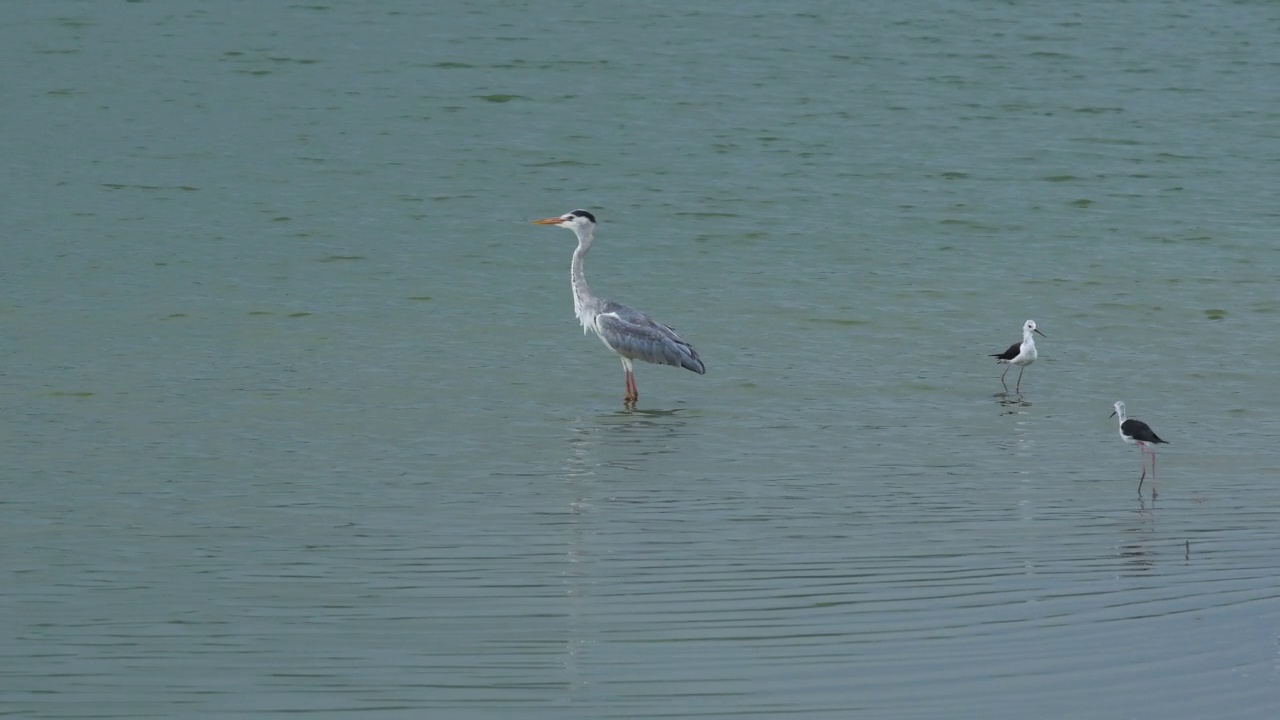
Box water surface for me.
[3,1,1280,718]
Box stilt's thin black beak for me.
[1109,410,1117,418]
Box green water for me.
[4,1,1279,718]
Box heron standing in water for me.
[532,209,705,406]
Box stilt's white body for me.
[1111,401,1169,498]
[991,320,1045,393]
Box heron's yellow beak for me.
[531,217,565,225]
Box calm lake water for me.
[4,1,1280,718]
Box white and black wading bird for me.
[532,210,705,406]
[1110,401,1169,498]
[990,320,1046,393]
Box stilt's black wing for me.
[1122,418,1168,444]
[991,341,1020,361]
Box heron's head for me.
[1024,320,1046,337]
[1110,401,1125,418]
[532,209,597,235]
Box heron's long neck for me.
[570,232,597,322]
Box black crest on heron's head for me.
[569,209,596,223]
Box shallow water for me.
[4,1,1280,717]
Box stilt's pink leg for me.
[1015,367,1025,393]
[999,366,1009,390]
[1150,452,1157,498]
[1137,446,1147,495]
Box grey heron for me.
[990,320,1045,393]
[1110,401,1169,498]
[532,209,705,405]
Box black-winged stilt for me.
[1110,401,1169,498]
[990,320,1045,393]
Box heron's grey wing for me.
[597,302,705,374]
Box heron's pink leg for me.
[624,370,638,404]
